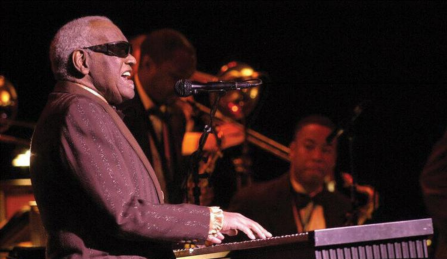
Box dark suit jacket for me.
[228,173,352,237]
[30,81,210,259]
[119,91,188,204]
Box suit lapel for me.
[269,174,299,235]
[55,81,165,203]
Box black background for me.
[2,1,447,223]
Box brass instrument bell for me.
[214,61,262,121]
[0,75,18,133]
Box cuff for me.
[208,206,223,237]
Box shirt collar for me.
[74,83,108,104]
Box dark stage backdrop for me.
[2,1,447,223]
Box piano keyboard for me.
[175,218,433,259]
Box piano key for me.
[402,241,409,258]
[365,245,373,258]
[409,240,416,258]
[373,244,380,258]
[380,243,388,258]
[173,219,433,259]
[387,242,395,259]
[359,245,366,259]
[351,246,359,259]
[416,239,424,258]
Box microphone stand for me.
[344,130,360,226]
[328,101,371,226]
[187,91,225,205]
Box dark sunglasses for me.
[82,41,132,58]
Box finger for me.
[221,229,238,236]
[216,232,225,240]
[252,223,272,239]
[238,218,272,239]
[237,224,256,240]
[247,223,267,239]
[206,236,222,244]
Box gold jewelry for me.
[208,206,223,237]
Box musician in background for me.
[420,129,447,259]
[229,115,355,236]
[119,29,243,205]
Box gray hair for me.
[49,16,112,80]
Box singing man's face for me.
[86,20,136,104]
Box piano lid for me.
[313,218,433,247]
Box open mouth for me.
[121,71,131,79]
[121,71,134,87]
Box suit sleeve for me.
[60,97,210,242]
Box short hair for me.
[293,114,336,140]
[49,16,112,80]
[140,28,196,65]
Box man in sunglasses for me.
[30,16,271,259]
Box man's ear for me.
[72,50,89,75]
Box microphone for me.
[326,100,372,143]
[174,79,262,97]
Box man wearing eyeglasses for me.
[29,16,271,259]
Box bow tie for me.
[294,191,325,209]
[294,192,313,209]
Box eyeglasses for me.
[82,41,132,58]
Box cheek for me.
[324,155,336,167]
[293,152,308,168]
[295,147,310,162]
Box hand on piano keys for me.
[206,212,272,245]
